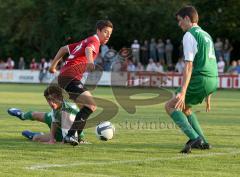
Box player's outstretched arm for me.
[49,46,68,73]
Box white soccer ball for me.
[95,121,115,141]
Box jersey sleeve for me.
[86,38,100,54]
[183,32,198,62]
[67,42,81,54]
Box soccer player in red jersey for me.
[49,20,113,145]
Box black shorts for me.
[58,76,87,100]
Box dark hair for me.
[96,20,113,31]
[176,5,199,23]
[44,85,63,100]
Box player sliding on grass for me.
[7,85,86,144]
[165,6,218,153]
[49,20,113,146]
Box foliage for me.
[0,0,239,63]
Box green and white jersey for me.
[183,26,218,77]
[50,101,79,137]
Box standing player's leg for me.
[183,76,217,150]
[76,91,95,142]
[66,90,96,141]
[165,97,203,153]
[60,78,96,145]
[185,111,211,149]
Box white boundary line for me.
[26,149,240,170]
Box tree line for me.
[0,0,239,64]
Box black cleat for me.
[64,135,79,146]
[202,143,212,149]
[180,137,203,154]
[180,144,191,154]
[194,143,212,150]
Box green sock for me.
[187,113,208,144]
[22,111,34,120]
[171,110,199,140]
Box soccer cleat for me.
[180,137,203,154]
[64,135,79,146]
[7,108,24,120]
[202,143,212,149]
[194,143,212,150]
[22,130,43,140]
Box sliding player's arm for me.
[48,122,58,144]
[49,46,68,73]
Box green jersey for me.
[44,101,85,141]
[51,101,78,123]
[180,26,218,106]
[186,26,218,77]
[51,101,79,137]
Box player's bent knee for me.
[183,107,192,116]
[84,104,97,112]
[90,104,97,112]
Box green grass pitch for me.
[0,83,239,177]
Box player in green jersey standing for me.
[165,5,218,153]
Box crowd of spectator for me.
[0,57,54,70]
[0,37,240,75]
[0,57,57,82]
[96,37,240,74]
[214,37,240,74]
